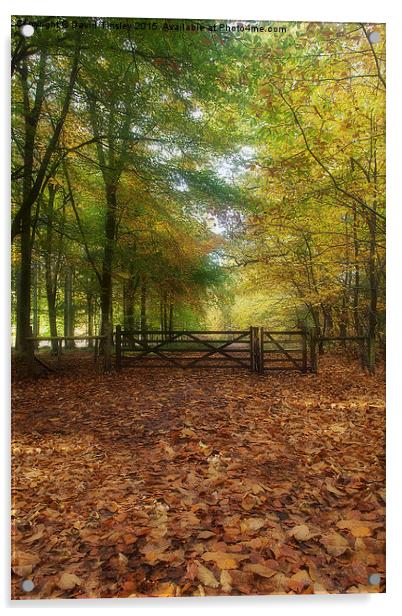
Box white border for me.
[2,1,401,614]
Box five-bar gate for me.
[115,326,314,373]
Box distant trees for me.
[11,18,248,359]
[228,22,385,371]
[11,20,386,372]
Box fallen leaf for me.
[241,494,260,511]
[57,572,81,590]
[240,518,265,533]
[12,550,40,576]
[243,563,277,578]
[320,532,349,556]
[220,570,232,592]
[150,582,177,597]
[196,562,219,588]
[288,524,316,541]
[202,551,249,570]
[197,531,216,539]
[287,569,312,593]
[21,525,45,544]
[336,519,373,537]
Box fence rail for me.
[25,331,107,369]
[115,326,313,373]
[23,327,371,374]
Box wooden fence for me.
[115,326,313,373]
[24,326,370,374]
[25,330,107,371]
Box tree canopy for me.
[11,17,385,369]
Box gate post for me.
[250,326,263,373]
[253,326,259,372]
[249,326,255,372]
[309,329,318,374]
[259,327,264,373]
[115,325,122,371]
[301,329,308,373]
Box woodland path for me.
[12,354,385,598]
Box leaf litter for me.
[11,353,385,598]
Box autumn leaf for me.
[21,525,45,544]
[320,532,349,556]
[57,572,81,590]
[220,570,232,592]
[241,493,260,511]
[243,563,277,579]
[180,428,197,439]
[197,531,216,539]
[110,552,128,571]
[240,518,265,533]
[288,524,317,541]
[196,562,219,588]
[122,533,138,545]
[287,569,313,593]
[336,519,374,537]
[150,582,177,597]
[202,551,249,570]
[324,479,344,496]
[12,550,40,577]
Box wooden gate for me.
[115,326,312,373]
[115,328,252,370]
[261,329,309,372]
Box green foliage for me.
[11,18,385,349]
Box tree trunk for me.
[32,260,40,349]
[140,276,147,343]
[366,120,379,374]
[43,185,61,354]
[159,293,164,337]
[125,273,138,333]
[15,53,47,353]
[367,215,378,373]
[169,302,174,335]
[14,40,81,361]
[99,182,117,340]
[87,292,94,348]
[64,267,75,348]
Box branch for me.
[360,24,386,89]
[274,85,385,221]
[63,161,102,285]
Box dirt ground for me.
[11,353,385,598]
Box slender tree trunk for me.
[367,215,378,373]
[87,292,94,348]
[15,54,47,353]
[169,302,174,335]
[339,214,351,343]
[140,276,147,342]
[126,273,138,332]
[163,296,168,332]
[349,204,362,337]
[14,39,81,361]
[99,183,117,341]
[45,258,59,354]
[64,267,75,348]
[159,292,164,338]
[32,260,40,349]
[43,185,61,354]
[366,120,379,373]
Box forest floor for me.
[11,353,385,599]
